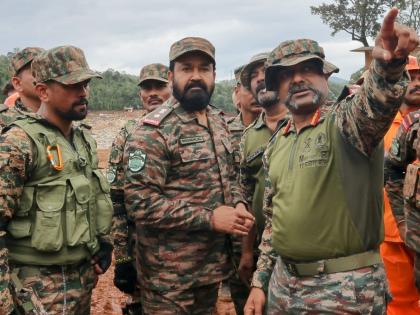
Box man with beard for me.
[226,52,289,315]
[385,55,420,298]
[245,8,419,314]
[0,46,113,315]
[381,55,420,315]
[108,63,170,314]
[0,47,44,129]
[124,36,254,314]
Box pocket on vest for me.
[32,182,66,252]
[66,175,92,246]
[92,169,113,236]
[7,187,34,238]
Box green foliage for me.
[88,69,141,110]
[211,80,236,113]
[311,0,389,47]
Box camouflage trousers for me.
[10,260,97,315]
[227,275,249,315]
[141,282,219,315]
[267,257,388,314]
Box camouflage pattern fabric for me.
[31,45,102,84]
[252,55,409,294]
[0,99,32,130]
[124,97,244,298]
[0,240,13,315]
[265,39,339,91]
[384,110,420,224]
[9,261,97,315]
[141,282,219,314]
[138,63,169,86]
[169,37,215,62]
[234,65,244,85]
[266,257,387,314]
[240,52,269,89]
[9,47,44,76]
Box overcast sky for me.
[0,0,381,81]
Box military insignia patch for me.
[128,150,146,172]
[106,167,116,183]
[180,136,205,145]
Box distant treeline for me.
[0,53,346,113]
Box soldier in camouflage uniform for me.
[244,9,419,315]
[0,47,45,130]
[108,63,170,314]
[385,54,420,292]
[226,53,289,315]
[0,46,113,315]
[124,36,254,314]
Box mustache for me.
[409,86,420,94]
[185,81,207,93]
[287,83,319,96]
[72,98,88,107]
[148,96,163,102]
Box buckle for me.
[284,262,299,276]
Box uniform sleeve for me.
[0,128,32,315]
[240,131,256,208]
[108,127,131,260]
[336,59,409,156]
[124,125,212,231]
[384,123,417,222]
[250,144,278,292]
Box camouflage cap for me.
[10,47,45,76]
[234,65,244,85]
[32,45,102,85]
[265,39,339,90]
[169,37,215,63]
[138,63,169,86]
[240,52,270,89]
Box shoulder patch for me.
[402,111,420,132]
[143,106,174,127]
[0,104,9,113]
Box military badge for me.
[128,150,146,172]
[106,167,116,183]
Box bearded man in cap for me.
[108,63,170,314]
[0,47,44,129]
[0,46,113,315]
[244,8,419,315]
[124,36,254,314]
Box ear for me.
[35,83,49,103]
[168,70,173,84]
[11,76,22,93]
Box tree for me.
[311,0,390,47]
[397,0,420,31]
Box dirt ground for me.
[87,110,237,315]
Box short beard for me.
[56,98,89,121]
[285,84,322,114]
[173,79,214,112]
[255,81,279,108]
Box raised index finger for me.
[380,8,399,36]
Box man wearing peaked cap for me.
[0,47,44,130]
[0,45,112,315]
[108,62,171,314]
[245,9,419,315]
[124,36,254,314]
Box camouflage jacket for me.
[385,110,420,223]
[107,116,144,262]
[227,113,244,174]
[124,97,246,292]
[385,110,420,252]
[0,99,32,130]
[251,59,409,291]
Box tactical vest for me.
[6,117,113,265]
